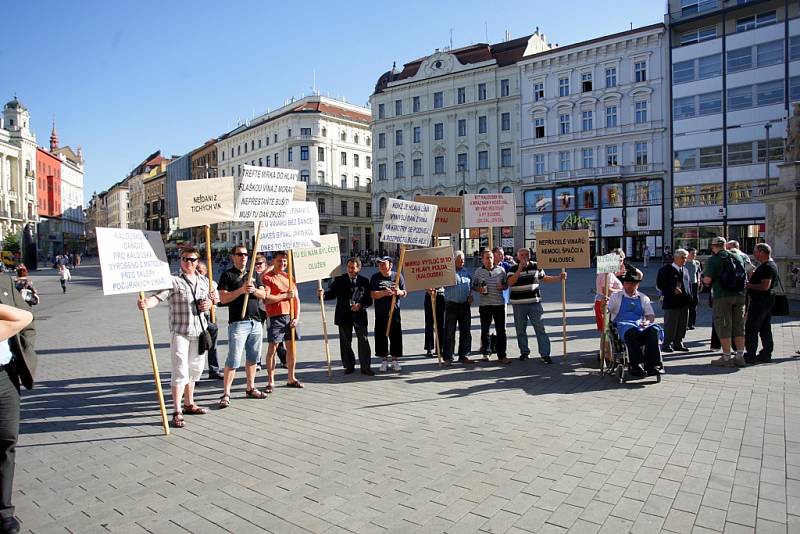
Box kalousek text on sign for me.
[535,230,591,269]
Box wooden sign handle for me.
[139,291,170,436]
[205,225,215,323]
[240,220,262,319]
[317,279,332,379]
[385,245,406,337]
[288,250,296,346]
[561,268,567,358]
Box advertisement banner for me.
[601,208,624,237]
[380,198,437,247]
[464,193,516,228]
[402,245,457,292]
[234,165,298,221]
[414,195,462,235]
[534,230,591,269]
[96,228,172,296]
[176,176,236,228]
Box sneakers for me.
[710,356,734,367]
[379,360,388,373]
[541,355,553,364]
[519,353,529,361]
[660,344,674,353]
[733,354,747,367]
[391,360,401,372]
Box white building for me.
[50,124,86,250]
[370,32,551,254]
[667,0,800,254]
[216,95,374,254]
[105,181,129,229]
[0,97,39,241]
[519,24,669,259]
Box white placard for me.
[96,228,172,295]
[596,253,621,274]
[293,234,342,283]
[176,176,235,228]
[257,201,321,251]
[234,165,298,221]
[464,193,516,228]
[380,198,437,247]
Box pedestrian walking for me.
[744,243,778,364]
[656,248,692,353]
[57,264,71,294]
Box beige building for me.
[144,171,167,237]
[0,97,39,241]
[126,151,168,230]
[105,181,129,229]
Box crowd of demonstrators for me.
[370,256,406,372]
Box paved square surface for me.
[13,261,800,533]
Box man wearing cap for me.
[703,236,747,367]
[370,256,407,372]
[608,271,663,377]
[656,248,692,353]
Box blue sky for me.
[5,0,663,201]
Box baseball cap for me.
[377,255,393,263]
[710,236,727,246]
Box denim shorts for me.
[267,314,301,344]
[225,319,263,369]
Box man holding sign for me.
[262,251,303,390]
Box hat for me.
[621,271,642,283]
[377,256,393,263]
[710,236,727,246]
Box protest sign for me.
[234,165,298,221]
[464,193,516,228]
[96,228,172,296]
[293,181,307,201]
[402,246,456,292]
[596,253,621,274]
[293,233,342,283]
[257,201,321,251]
[535,230,591,269]
[176,176,235,228]
[380,198,437,247]
[414,195,463,235]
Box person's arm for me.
[218,273,246,305]
[746,268,772,291]
[396,275,408,298]
[506,265,522,286]
[0,303,33,341]
[641,295,656,323]
[262,279,285,305]
[543,269,566,283]
[321,277,337,301]
[137,289,168,311]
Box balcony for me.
[522,163,665,185]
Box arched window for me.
[479,187,489,194]
[397,195,405,201]
[354,134,359,144]
[501,186,513,194]
[317,171,325,183]
[435,191,445,196]
[341,131,347,141]
[300,171,309,182]
[459,189,467,196]
[366,136,371,146]
[379,197,387,215]
[321,127,327,137]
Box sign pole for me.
[317,279,332,379]
[288,250,296,347]
[487,228,493,251]
[561,268,567,358]
[240,220,262,319]
[431,234,443,366]
[139,291,170,436]
[385,244,406,337]
[205,224,215,323]
[601,272,611,372]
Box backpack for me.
[718,253,746,292]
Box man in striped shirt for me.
[506,248,566,364]
[472,249,510,364]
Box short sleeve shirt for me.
[472,266,507,306]
[218,267,264,323]
[370,271,405,318]
[261,271,296,317]
[704,250,746,298]
[748,260,778,299]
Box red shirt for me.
[261,270,297,317]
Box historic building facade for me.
[0,97,38,243]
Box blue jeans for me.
[512,302,550,358]
[225,319,263,369]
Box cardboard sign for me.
[176,176,235,228]
[464,193,516,228]
[596,253,621,274]
[293,181,307,202]
[402,245,457,292]
[96,228,172,295]
[234,165,298,221]
[293,233,342,283]
[535,230,591,269]
[414,195,463,235]
[257,201,321,251]
[380,198,437,247]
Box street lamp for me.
[458,163,466,251]
[765,122,772,193]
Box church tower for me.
[50,120,59,152]
[3,95,31,135]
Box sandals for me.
[182,404,209,415]
[218,394,230,409]
[286,380,305,389]
[171,412,185,428]
[245,388,268,399]
[265,384,274,394]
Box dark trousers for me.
[624,327,662,370]
[338,323,372,370]
[60,279,66,293]
[424,293,445,352]
[688,283,699,328]
[0,369,19,519]
[745,297,774,359]
[479,305,507,359]
[443,301,472,360]
[662,306,689,348]
[374,314,403,358]
[206,321,219,373]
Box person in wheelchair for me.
[608,271,663,378]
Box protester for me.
[13,266,38,307]
[744,243,778,364]
[423,287,445,357]
[703,236,747,367]
[253,254,269,372]
[262,251,303,390]
[685,247,701,330]
[506,247,565,363]
[57,264,71,294]
[656,248,692,353]
[320,257,374,375]
[442,250,474,365]
[493,246,513,306]
[608,271,663,377]
[136,247,218,428]
[370,256,407,372]
[217,245,268,407]
[197,260,222,380]
[472,249,509,364]
[0,282,35,534]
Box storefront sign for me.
[534,230,591,269]
[601,208,624,237]
[625,205,662,233]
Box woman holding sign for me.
[370,256,407,372]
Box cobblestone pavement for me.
[12,262,800,533]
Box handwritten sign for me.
[464,193,516,228]
[176,176,235,228]
[402,246,457,292]
[414,195,463,235]
[380,198,437,247]
[596,253,621,274]
[96,228,172,295]
[257,201,321,251]
[293,233,342,283]
[234,165,298,221]
[535,230,591,269]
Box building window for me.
[395,99,402,116]
[318,147,325,161]
[478,116,487,134]
[434,156,445,174]
[581,110,593,131]
[318,170,325,183]
[533,82,544,101]
[500,112,511,131]
[413,158,422,176]
[434,122,444,140]
[458,119,467,137]
[300,170,309,182]
[558,77,570,97]
[366,202,372,217]
[413,126,421,143]
[287,147,293,162]
[378,163,387,180]
[605,67,617,88]
[634,61,647,82]
[559,113,571,135]
[500,148,512,167]
[457,87,466,104]
[395,130,403,146]
[757,138,784,163]
[478,83,487,100]
[457,152,468,171]
[605,105,618,128]
[728,142,754,165]
[558,151,571,171]
[378,104,385,119]
[318,198,326,214]
[727,85,753,111]
[606,145,618,166]
[756,40,784,67]
[434,91,444,108]
[757,80,784,106]
[258,157,262,166]
[413,96,420,112]
[736,10,776,33]
[699,145,723,168]
[300,146,309,160]
[673,96,694,119]
[634,101,648,124]
[340,200,347,216]
[680,25,717,46]
[727,47,752,73]
[378,133,386,148]
[301,128,311,137]
[635,142,648,165]
[353,201,360,217]
[354,154,360,167]
[265,156,271,167]
[339,152,346,165]
[582,148,594,169]
[581,72,593,92]
[478,151,489,170]
[341,131,347,142]
[534,118,545,138]
[366,156,371,169]
[500,79,510,97]
[534,154,545,175]
[674,149,697,171]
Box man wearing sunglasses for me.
[217,245,267,407]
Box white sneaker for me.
[392,360,401,372]
[733,354,747,367]
[379,360,388,373]
[710,356,734,367]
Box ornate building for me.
[0,97,38,243]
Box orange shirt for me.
[261,270,297,317]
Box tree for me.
[3,234,20,254]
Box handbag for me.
[772,274,789,316]
[183,274,212,354]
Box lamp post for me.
[458,163,466,251]
[765,122,772,193]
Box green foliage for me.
[3,234,20,254]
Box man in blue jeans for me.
[506,248,565,364]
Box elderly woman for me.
[595,249,642,362]
[608,271,663,377]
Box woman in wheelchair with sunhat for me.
[608,271,663,378]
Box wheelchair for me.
[601,322,662,384]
